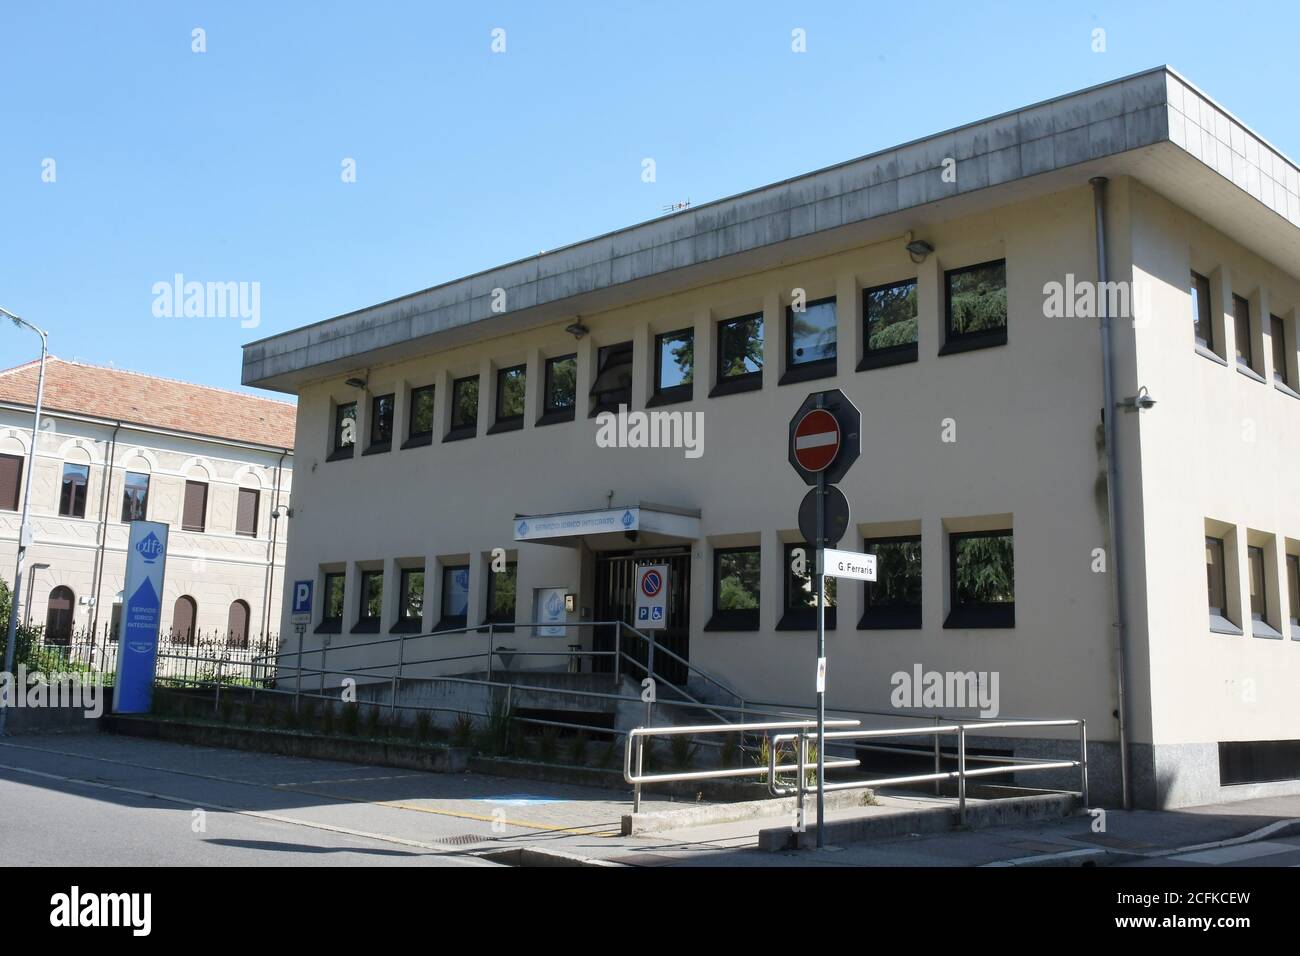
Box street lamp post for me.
[1,307,49,735]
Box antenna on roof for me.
[662,199,691,213]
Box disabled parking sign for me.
[634,564,669,631]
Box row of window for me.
[708,529,1014,632]
[311,527,1015,636]
[328,259,1010,456]
[1190,270,1297,390]
[0,454,260,537]
[1205,531,1300,639]
[40,585,256,648]
[316,560,517,635]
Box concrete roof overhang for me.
[512,503,701,550]
[242,66,1300,395]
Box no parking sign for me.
[634,564,669,631]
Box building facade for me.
[0,359,295,647]
[242,67,1300,809]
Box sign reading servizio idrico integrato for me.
[113,521,170,714]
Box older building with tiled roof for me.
[0,357,296,450]
[0,357,296,657]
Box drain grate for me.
[435,833,490,846]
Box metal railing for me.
[621,716,1088,824]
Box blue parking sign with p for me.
[292,580,313,622]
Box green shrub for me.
[669,734,698,770]
[484,697,515,756]
[567,731,589,767]
[340,703,360,736]
[415,710,433,740]
[450,713,474,748]
[320,701,335,734]
[537,726,560,764]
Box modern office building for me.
[0,358,295,646]
[242,67,1300,809]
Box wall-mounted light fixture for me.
[906,238,935,263]
[564,320,589,339]
[345,376,368,390]
[1119,386,1157,412]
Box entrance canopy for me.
[512,502,700,550]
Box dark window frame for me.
[181,479,208,533]
[712,312,764,397]
[329,401,358,461]
[649,327,694,407]
[355,569,384,633]
[435,564,470,632]
[705,546,761,631]
[403,384,436,448]
[538,353,577,425]
[393,567,425,633]
[941,259,1008,355]
[781,297,838,385]
[1191,271,1214,352]
[1246,545,1271,633]
[484,560,518,630]
[1233,294,1254,371]
[1270,315,1290,388]
[777,542,836,631]
[859,534,923,630]
[1205,535,1232,628]
[445,375,480,442]
[859,278,919,371]
[488,364,526,434]
[121,470,150,522]
[58,462,90,518]
[944,529,1015,629]
[317,572,345,634]
[363,392,395,455]
[1286,554,1300,629]
[588,341,635,418]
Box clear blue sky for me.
[3,1,1297,398]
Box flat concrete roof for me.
[242,66,1300,394]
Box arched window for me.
[172,595,197,645]
[45,586,75,646]
[227,600,250,649]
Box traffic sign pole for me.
[815,396,827,849]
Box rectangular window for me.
[541,354,577,423]
[235,487,259,537]
[330,400,356,460]
[589,341,634,416]
[486,560,517,626]
[447,375,479,439]
[1287,554,1300,629]
[779,542,836,630]
[715,313,763,395]
[332,401,357,459]
[1191,272,1213,350]
[943,259,1008,353]
[861,279,918,369]
[181,480,207,532]
[1233,294,1253,369]
[438,564,470,630]
[785,297,837,379]
[708,546,760,631]
[367,393,395,452]
[407,385,435,444]
[397,568,425,631]
[357,569,383,630]
[652,328,694,404]
[861,535,922,629]
[59,463,89,518]
[0,453,21,512]
[492,365,526,431]
[1271,315,1289,387]
[1247,545,1267,624]
[1205,536,1233,631]
[121,471,149,522]
[320,572,345,632]
[945,530,1014,628]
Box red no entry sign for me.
[793,408,841,473]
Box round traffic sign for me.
[792,408,841,473]
[640,569,663,597]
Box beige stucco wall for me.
[1129,179,1300,747]
[0,411,292,643]
[280,183,1149,746]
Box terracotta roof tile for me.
[0,357,296,449]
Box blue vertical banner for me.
[113,521,170,714]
